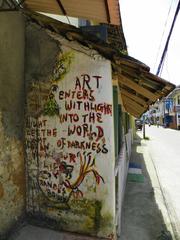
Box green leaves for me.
[43,98,59,116]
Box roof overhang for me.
[24,11,176,118]
[113,58,175,118]
[22,0,121,25]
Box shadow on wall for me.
[121,134,173,240]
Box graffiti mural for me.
[26,49,113,208]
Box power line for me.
[156,0,180,76]
[55,0,71,24]
[164,54,172,82]
[153,0,174,72]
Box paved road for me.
[121,133,175,240]
[140,125,180,236]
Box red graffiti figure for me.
[38,151,104,204]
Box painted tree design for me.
[64,152,105,200]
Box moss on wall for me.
[27,197,106,236]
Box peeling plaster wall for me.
[25,22,116,238]
[0,12,26,237]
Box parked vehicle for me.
[135,119,143,130]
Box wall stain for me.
[0,112,26,236]
[27,51,74,117]
[0,183,4,199]
[94,200,102,234]
[11,165,26,198]
[52,51,74,83]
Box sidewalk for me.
[120,133,175,240]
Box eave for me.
[24,11,176,118]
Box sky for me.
[120,0,180,86]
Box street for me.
[142,125,180,236]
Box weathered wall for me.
[0,12,26,238]
[25,22,116,238]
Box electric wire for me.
[153,0,174,72]
[66,15,71,25]
[164,54,172,82]
[156,0,180,75]
[159,52,166,76]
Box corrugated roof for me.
[24,11,175,118]
[22,0,121,25]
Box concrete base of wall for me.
[9,224,107,240]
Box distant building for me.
[150,86,180,129]
[167,86,180,130]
